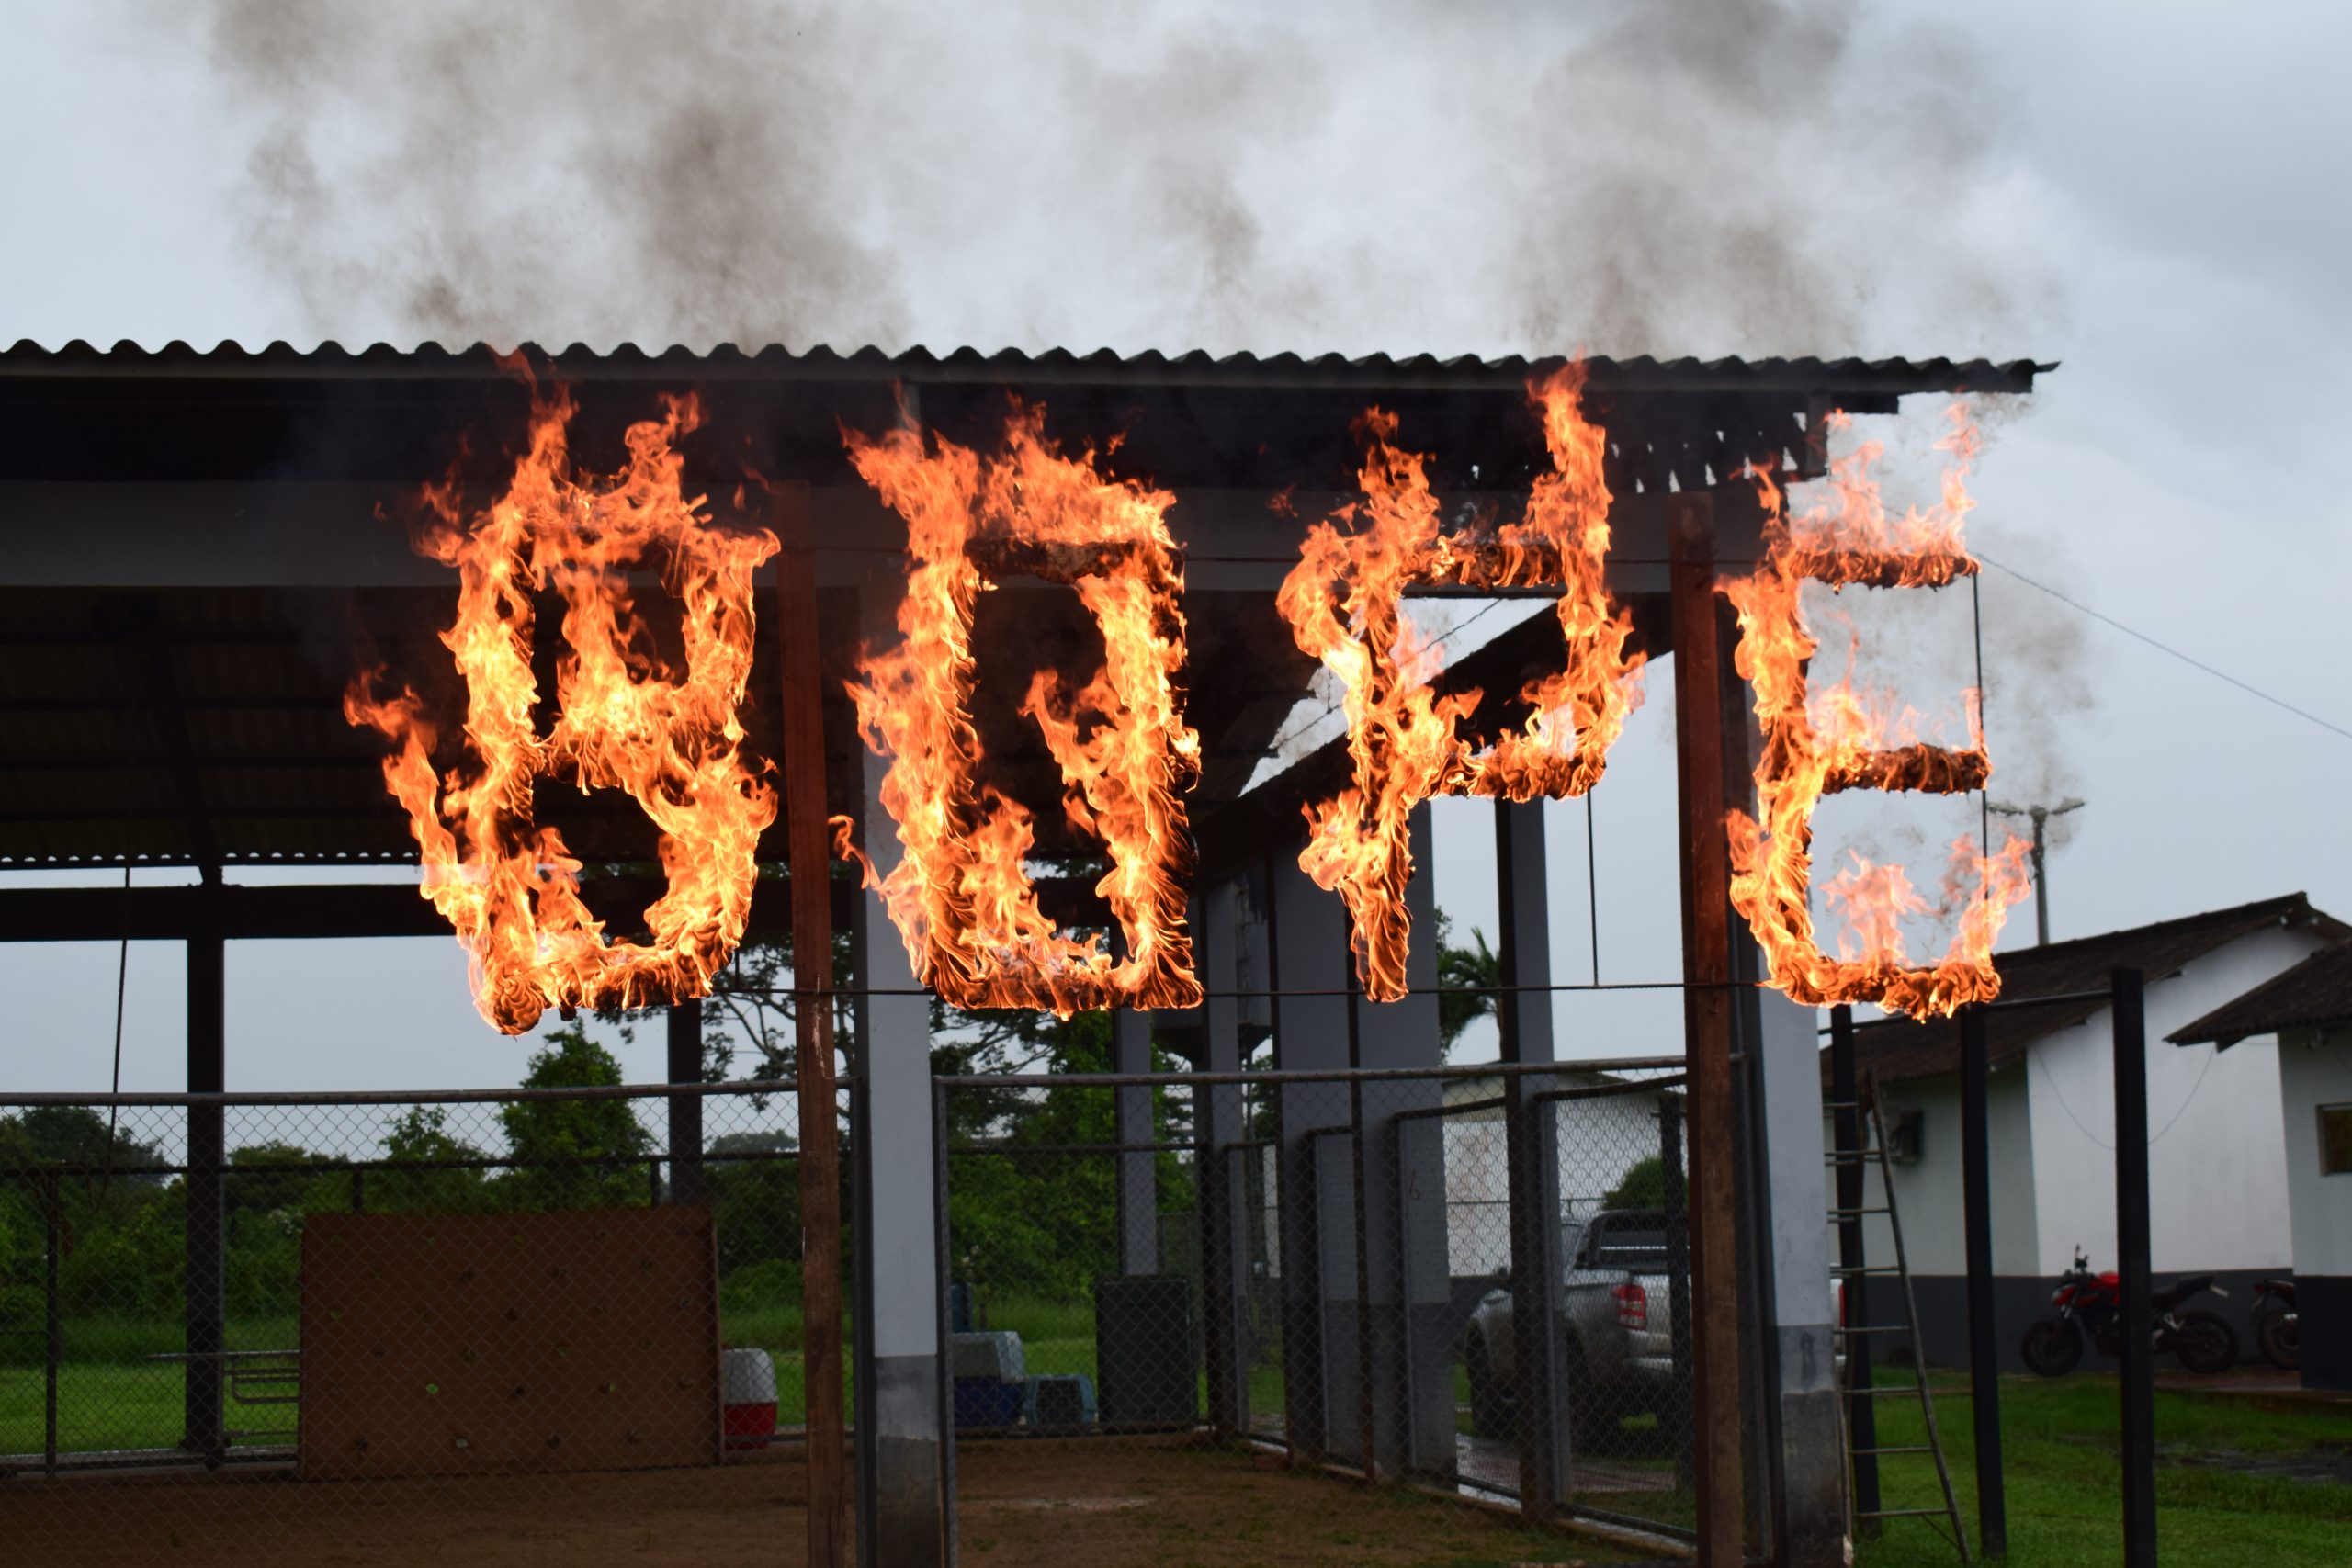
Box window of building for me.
[2320,1104,2352,1177]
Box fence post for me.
[1660,1098,1696,1494]
[1960,1002,2007,1558]
[666,1000,705,1208]
[1114,1009,1159,1276]
[2112,967,2156,1567]
[1495,796,1568,1515]
[1195,880,1252,1440]
[184,926,226,1465]
[43,1171,61,1477]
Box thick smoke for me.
[152,0,2047,358]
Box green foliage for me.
[1433,911,1498,1058]
[375,1106,498,1213]
[1601,1155,1681,1212]
[500,1024,653,1211]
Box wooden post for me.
[1669,492,1743,1565]
[775,482,849,1568]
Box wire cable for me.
[1976,551,2352,744]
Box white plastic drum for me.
[721,1347,779,1450]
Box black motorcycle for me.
[2251,1278,2299,1371]
[2019,1248,2240,1376]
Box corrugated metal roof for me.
[0,338,2051,394]
[1829,894,2351,1086]
[2169,942,2352,1046]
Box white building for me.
[1830,893,2345,1369]
[1438,1070,1678,1280]
[2172,939,2352,1390]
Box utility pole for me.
[1990,797,2084,946]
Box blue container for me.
[953,1377,1025,1429]
[1023,1373,1098,1429]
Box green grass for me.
[1852,1370,2352,1567]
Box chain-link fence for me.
[935,1057,1701,1548]
[0,1081,839,1562]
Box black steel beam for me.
[182,921,226,1463]
[0,879,831,942]
[2113,967,2156,1567]
[1959,1002,2007,1558]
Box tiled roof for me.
[0,339,2052,393]
[2169,942,2352,1046]
[1829,894,2350,1086]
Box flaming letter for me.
[1724,406,2033,1017]
[841,402,1201,1014]
[346,388,779,1034]
[1280,367,1645,999]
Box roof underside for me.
[0,341,2045,874]
[1835,894,2348,1086]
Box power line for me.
[1975,552,2352,744]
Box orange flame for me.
[345,387,780,1034]
[1278,366,1645,999]
[839,400,1201,1014]
[1724,404,2031,1016]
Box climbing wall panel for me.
[297,1207,721,1478]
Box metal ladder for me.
[1826,1082,1971,1561]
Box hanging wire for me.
[97,862,132,1208]
[1972,572,1993,875]
[707,976,1756,1001]
[1584,789,1601,985]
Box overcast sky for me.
[4,1,2347,1099]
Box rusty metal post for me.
[666,999,706,1207]
[775,482,849,1568]
[1669,491,1743,1565]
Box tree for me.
[376,1106,498,1213]
[499,1024,653,1211]
[1601,1154,1684,1213]
[1434,911,1499,1059]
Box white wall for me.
[1440,1077,1667,1277]
[2027,923,2327,1275]
[2279,1024,2352,1277]
[1838,1066,2039,1277]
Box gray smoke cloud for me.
[148,0,2049,358]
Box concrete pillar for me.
[1351,808,1454,1480]
[1267,808,1451,1479]
[1495,799,1569,1509]
[850,576,950,1568]
[1196,880,1252,1438]
[1268,850,1345,1460]
[1114,1009,1158,1276]
[1747,988,1842,1565]
[183,927,225,1462]
[666,999,705,1208]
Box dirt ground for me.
[0,1438,1677,1568]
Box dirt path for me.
[0,1438,1678,1567]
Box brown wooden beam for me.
[1669,492,1743,1566]
[776,484,849,1568]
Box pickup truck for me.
[1462,1207,1844,1449]
[1460,1208,1679,1447]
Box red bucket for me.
[722,1348,778,1450]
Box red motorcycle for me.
[2020,1248,2239,1376]
[2251,1278,2298,1371]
